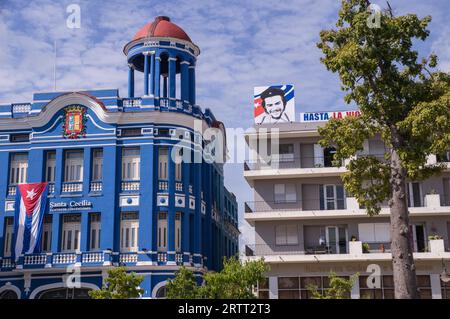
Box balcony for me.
[121,180,140,192]
[244,195,450,224]
[62,182,83,193]
[243,154,389,180]
[244,156,346,180]
[7,185,16,197]
[246,240,450,264]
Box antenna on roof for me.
[53,40,57,91]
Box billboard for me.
[300,110,361,123]
[254,85,295,124]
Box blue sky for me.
[1,0,450,248]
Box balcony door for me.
[120,212,139,253]
[3,218,14,257]
[61,215,81,252]
[325,226,347,254]
[410,224,426,252]
[64,151,83,182]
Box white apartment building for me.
[244,121,450,299]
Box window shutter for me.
[313,144,324,167]
[275,225,287,245]
[319,185,324,210]
[336,185,345,209]
[274,184,285,203]
[286,225,298,245]
[285,184,297,202]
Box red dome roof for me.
[132,16,192,43]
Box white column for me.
[431,274,442,299]
[269,276,278,299]
[351,275,360,299]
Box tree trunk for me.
[390,133,418,299]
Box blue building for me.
[0,16,239,299]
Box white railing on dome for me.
[52,253,77,264]
[24,254,47,265]
[7,185,16,196]
[157,252,167,263]
[62,182,83,193]
[90,181,103,192]
[12,103,31,113]
[160,98,169,107]
[119,253,138,263]
[122,98,142,108]
[82,252,104,263]
[121,181,140,192]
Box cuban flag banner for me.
[13,182,49,262]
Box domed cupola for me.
[123,16,200,106]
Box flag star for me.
[26,189,37,200]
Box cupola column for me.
[180,61,190,103]
[168,57,177,102]
[162,76,168,98]
[143,52,150,96]
[188,65,196,105]
[149,52,156,96]
[154,57,161,98]
[128,64,135,98]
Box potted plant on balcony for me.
[425,189,441,207]
[362,242,370,254]
[428,235,445,253]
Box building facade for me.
[0,16,239,299]
[244,121,450,299]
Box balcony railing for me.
[158,180,168,191]
[175,182,183,192]
[119,252,138,264]
[160,98,169,108]
[244,154,389,171]
[175,253,183,264]
[157,252,167,263]
[89,181,103,193]
[62,182,83,193]
[7,185,16,197]
[121,181,140,192]
[1,257,14,269]
[122,98,142,108]
[245,200,347,213]
[82,252,104,263]
[24,254,47,265]
[12,103,31,113]
[48,183,55,194]
[52,253,77,264]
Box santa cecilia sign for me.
[300,110,361,122]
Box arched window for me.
[159,53,169,99]
[155,285,167,299]
[0,290,19,299]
